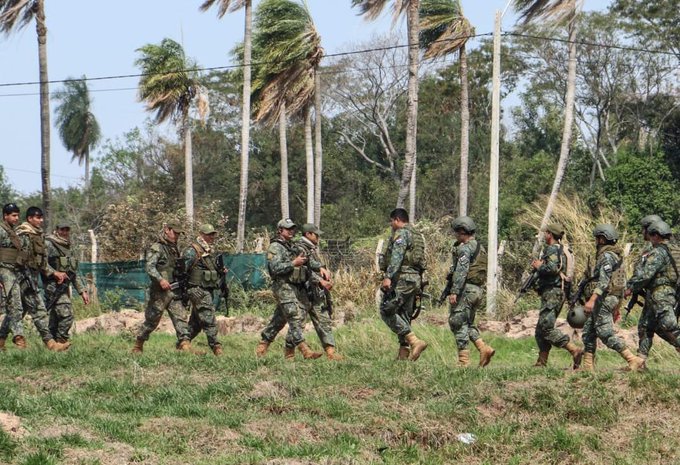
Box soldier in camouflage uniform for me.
[0,204,28,351]
[183,224,223,356]
[581,225,644,371]
[531,223,583,368]
[444,216,494,367]
[625,220,680,363]
[632,214,662,360]
[379,208,428,362]
[132,223,192,354]
[45,222,90,346]
[13,207,70,351]
[257,219,323,360]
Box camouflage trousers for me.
[20,272,54,342]
[638,287,680,356]
[0,266,24,341]
[582,294,625,354]
[45,282,74,342]
[262,285,308,348]
[535,287,569,352]
[260,297,336,349]
[137,285,191,343]
[187,287,220,350]
[448,283,483,350]
[380,273,420,347]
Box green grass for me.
[2,313,680,464]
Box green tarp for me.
[80,253,268,305]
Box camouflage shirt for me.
[45,235,85,294]
[295,237,325,286]
[0,220,21,267]
[16,222,56,277]
[589,245,620,297]
[383,225,416,280]
[450,239,479,296]
[627,243,676,293]
[535,243,562,290]
[146,235,180,285]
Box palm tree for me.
[200,0,252,252]
[513,0,581,255]
[53,77,101,185]
[0,0,52,226]
[420,0,473,216]
[135,38,208,223]
[251,0,323,222]
[353,0,421,218]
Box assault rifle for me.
[412,272,428,319]
[170,257,189,306]
[323,287,334,318]
[19,267,38,294]
[623,291,643,322]
[514,270,539,304]
[45,270,77,312]
[215,254,230,316]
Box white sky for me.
[0,0,611,195]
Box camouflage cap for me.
[277,218,296,229]
[166,222,185,234]
[199,223,217,235]
[302,223,323,235]
[545,223,564,239]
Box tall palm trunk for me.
[236,0,252,253]
[36,0,51,228]
[184,113,194,223]
[279,103,290,219]
[396,0,420,216]
[304,106,315,224]
[313,70,322,227]
[458,44,470,216]
[532,7,578,255]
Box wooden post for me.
[486,10,502,317]
[88,229,98,302]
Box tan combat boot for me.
[13,335,27,349]
[55,338,72,349]
[177,340,192,352]
[0,338,6,351]
[458,349,470,367]
[298,342,323,360]
[255,340,270,357]
[397,346,410,361]
[212,345,223,356]
[131,338,144,354]
[284,346,296,360]
[324,346,344,361]
[620,348,645,371]
[404,332,428,361]
[474,339,495,367]
[44,339,68,352]
[534,351,549,367]
[565,342,583,369]
[581,352,595,371]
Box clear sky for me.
[0,0,610,195]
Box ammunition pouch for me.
[189,268,219,288]
[289,266,308,284]
[48,256,79,273]
[0,247,19,264]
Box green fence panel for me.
[221,253,268,290]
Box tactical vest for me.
[0,221,24,266]
[270,237,307,285]
[46,239,79,273]
[24,231,47,271]
[466,241,487,286]
[187,244,219,288]
[147,242,177,281]
[586,245,624,296]
[403,225,426,271]
[658,243,680,289]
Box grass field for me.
[2,312,680,465]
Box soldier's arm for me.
[591,253,615,297]
[450,245,472,295]
[536,247,560,276]
[627,249,663,293]
[385,230,408,280]
[145,244,165,284]
[267,244,295,277]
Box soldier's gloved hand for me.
[292,254,307,267]
[159,279,172,291]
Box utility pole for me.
[486,10,502,317]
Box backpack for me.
[408,226,427,271]
[466,241,487,286]
[558,244,575,289]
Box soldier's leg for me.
[308,301,335,348]
[637,305,654,358]
[281,300,305,347]
[594,296,627,353]
[464,286,484,344]
[380,290,412,341]
[187,288,220,350]
[654,306,680,349]
[0,270,24,342]
[537,289,570,351]
[166,297,191,343]
[52,297,74,342]
[136,287,166,341]
[261,304,288,343]
[21,281,54,343]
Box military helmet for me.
[647,220,672,237]
[545,223,565,239]
[640,214,662,229]
[592,224,618,242]
[452,216,476,234]
[567,305,588,329]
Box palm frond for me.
[513,0,582,25]
[52,76,101,160]
[0,0,34,34]
[419,0,473,59]
[199,0,246,18]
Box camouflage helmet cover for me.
[592,224,618,241]
[641,214,662,229]
[545,223,565,239]
[451,216,476,233]
[647,220,672,237]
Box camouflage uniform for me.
[380,225,422,348]
[44,234,87,342]
[626,243,680,352]
[448,239,484,350]
[265,236,321,349]
[582,245,626,354]
[15,222,60,343]
[632,242,655,357]
[183,239,222,352]
[0,220,25,342]
[534,244,569,352]
[136,234,191,345]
